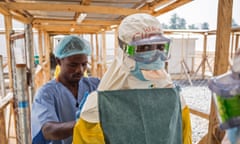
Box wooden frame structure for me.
[0,0,238,144]
[0,0,194,88]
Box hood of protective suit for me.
[98,48,173,90]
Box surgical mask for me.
[130,50,165,81]
[134,50,165,70]
[130,63,148,81]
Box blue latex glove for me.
[227,127,240,144]
[75,91,89,120]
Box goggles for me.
[119,36,171,63]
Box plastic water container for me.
[208,72,240,129]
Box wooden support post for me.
[95,33,100,77]
[101,31,106,75]
[90,34,96,76]
[114,28,119,57]
[213,0,233,75]
[230,33,235,58]
[0,110,7,144]
[202,33,207,79]
[0,93,14,144]
[0,57,7,144]
[38,30,43,66]
[207,0,233,144]
[15,64,31,144]
[25,24,35,103]
[235,34,239,52]
[4,14,13,91]
[0,55,6,97]
[44,31,51,81]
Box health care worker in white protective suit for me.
[73,13,192,144]
[208,49,240,144]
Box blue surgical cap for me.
[54,35,91,59]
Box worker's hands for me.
[42,121,76,140]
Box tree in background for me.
[232,18,239,27]
[188,24,199,29]
[161,23,169,29]
[169,13,179,29]
[164,13,211,30]
[168,13,188,29]
[201,22,209,30]
[179,18,186,29]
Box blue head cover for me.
[54,35,91,59]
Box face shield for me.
[119,35,171,64]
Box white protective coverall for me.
[73,48,192,144]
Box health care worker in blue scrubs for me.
[31,35,100,144]
[73,13,192,144]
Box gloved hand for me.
[227,127,240,144]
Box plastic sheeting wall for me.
[167,38,197,74]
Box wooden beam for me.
[202,34,207,79]
[4,15,13,90]
[0,5,31,23]
[74,0,91,21]
[81,0,91,5]
[90,34,96,76]
[0,93,13,110]
[35,25,103,30]
[25,24,35,102]
[235,34,239,52]
[189,107,209,120]
[95,33,100,77]
[207,1,233,144]
[101,31,106,75]
[35,25,102,33]
[213,0,233,75]
[38,30,43,66]
[0,93,14,144]
[230,33,235,58]
[0,110,7,144]
[44,32,51,81]
[47,31,97,35]
[152,0,193,16]
[114,28,118,57]
[9,10,32,24]
[0,55,6,97]
[32,19,120,26]
[1,2,150,16]
[0,5,10,15]
[141,0,170,10]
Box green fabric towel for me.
[99,88,182,144]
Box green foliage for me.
[164,13,211,30]
[232,18,239,27]
[169,13,187,29]
[188,24,199,30]
[201,22,209,30]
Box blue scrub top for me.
[31,77,100,144]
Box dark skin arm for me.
[42,121,76,140]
